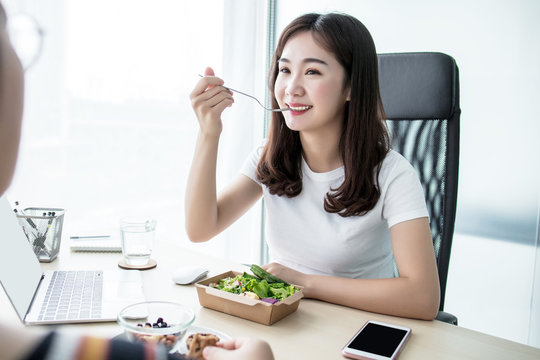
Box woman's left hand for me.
[262,262,306,286]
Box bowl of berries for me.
[117,301,196,352]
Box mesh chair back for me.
[378,53,460,310]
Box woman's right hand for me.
[202,338,274,360]
[190,67,234,137]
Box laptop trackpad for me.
[102,270,145,317]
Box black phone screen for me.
[348,322,408,357]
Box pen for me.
[42,212,57,248]
[14,201,37,229]
[38,212,49,235]
[70,235,111,240]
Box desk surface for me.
[1,238,540,360]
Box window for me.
[5,0,268,264]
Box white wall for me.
[274,0,540,347]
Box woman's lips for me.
[287,103,313,112]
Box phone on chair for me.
[342,320,411,360]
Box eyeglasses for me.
[7,12,44,71]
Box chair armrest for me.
[436,310,458,325]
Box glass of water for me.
[120,217,156,266]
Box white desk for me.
[2,238,540,359]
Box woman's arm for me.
[186,171,262,242]
[185,67,262,242]
[264,217,440,320]
[0,322,43,360]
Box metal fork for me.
[198,75,290,112]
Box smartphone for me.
[341,320,412,360]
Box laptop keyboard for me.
[38,270,103,321]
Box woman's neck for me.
[300,127,342,173]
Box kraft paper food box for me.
[195,271,304,325]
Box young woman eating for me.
[187,12,440,321]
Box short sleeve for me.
[240,140,266,184]
[381,152,429,228]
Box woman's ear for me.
[343,80,351,102]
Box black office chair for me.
[378,52,460,325]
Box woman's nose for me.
[285,74,304,97]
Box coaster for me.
[118,258,157,270]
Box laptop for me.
[0,196,146,325]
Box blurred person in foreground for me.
[0,3,272,360]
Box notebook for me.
[0,196,146,325]
[70,235,122,252]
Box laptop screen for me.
[0,196,43,321]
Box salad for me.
[209,265,299,304]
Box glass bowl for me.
[117,301,196,352]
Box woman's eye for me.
[279,67,290,73]
[306,69,321,75]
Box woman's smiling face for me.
[274,31,350,134]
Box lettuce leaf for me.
[211,274,298,301]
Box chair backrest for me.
[378,52,460,311]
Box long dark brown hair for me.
[256,13,389,217]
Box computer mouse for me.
[171,265,209,285]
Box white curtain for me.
[215,0,268,263]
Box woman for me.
[0,3,273,359]
[187,13,440,320]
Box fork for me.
[198,74,290,112]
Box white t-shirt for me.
[240,143,429,279]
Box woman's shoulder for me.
[379,149,417,181]
[382,149,411,168]
[242,138,267,162]
[240,138,268,182]
[257,137,269,152]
